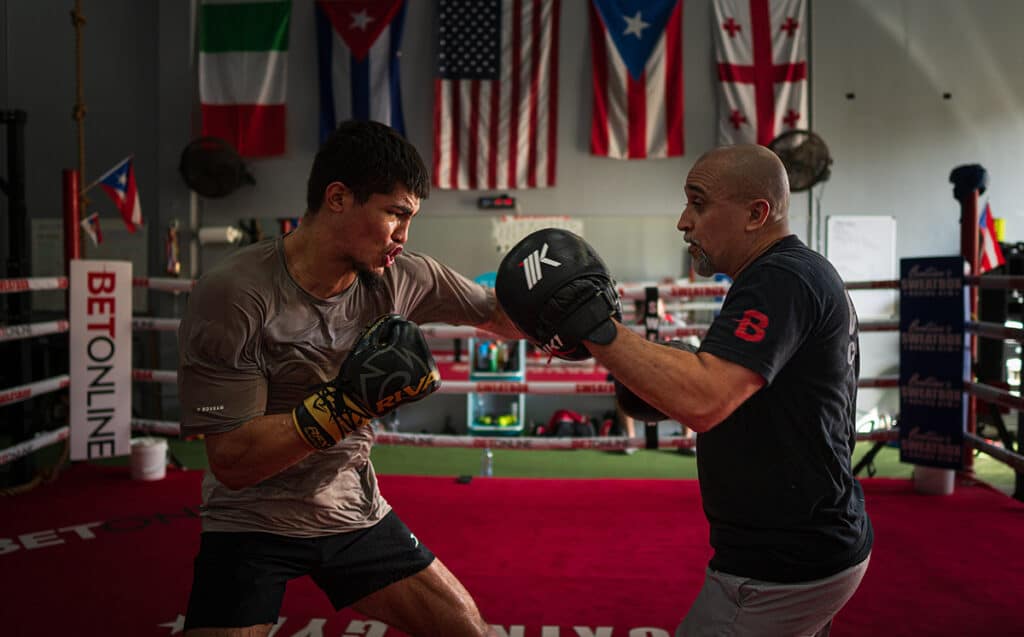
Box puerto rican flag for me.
[96,156,143,233]
[713,0,808,146]
[980,202,1006,274]
[315,0,408,141]
[589,0,684,159]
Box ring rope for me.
[0,316,906,345]
[0,320,70,343]
[0,375,70,407]
[0,425,903,465]
[964,432,1024,473]
[967,320,1024,342]
[965,381,1024,412]
[0,276,69,293]
[126,369,899,394]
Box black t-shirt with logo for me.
[697,235,873,583]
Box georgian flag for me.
[589,0,684,159]
[713,0,808,146]
[315,0,408,141]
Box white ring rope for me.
[0,425,902,465]
[0,276,69,293]
[5,273,1024,478]
[0,320,70,343]
[0,317,905,346]
[0,427,69,466]
[0,375,70,407]
[127,369,898,394]
[617,282,730,300]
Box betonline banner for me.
[70,260,132,461]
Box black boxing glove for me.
[614,340,697,422]
[495,228,622,361]
[292,314,441,450]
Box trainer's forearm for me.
[204,413,315,490]
[587,322,723,432]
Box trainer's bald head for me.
[695,144,790,223]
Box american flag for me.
[432,0,560,190]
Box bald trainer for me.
[502,144,874,636]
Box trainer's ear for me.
[746,199,770,229]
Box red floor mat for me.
[0,464,1021,636]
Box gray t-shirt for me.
[178,236,494,536]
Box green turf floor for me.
[154,437,1020,496]
[6,435,1018,498]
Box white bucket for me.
[913,466,955,496]
[131,437,168,481]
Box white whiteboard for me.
[826,215,897,319]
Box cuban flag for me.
[96,156,143,233]
[315,0,408,142]
[979,202,1006,274]
[589,0,684,159]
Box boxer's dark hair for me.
[306,120,430,213]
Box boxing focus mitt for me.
[495,228,621,361]
[614,340,697,422]
[292,314,440,450]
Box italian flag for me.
[199,0,291,157]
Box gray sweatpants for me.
[675,554,870,637]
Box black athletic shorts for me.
[184,511,436,630]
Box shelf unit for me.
[466,337,526,436]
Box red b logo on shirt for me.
[734,309,769,342]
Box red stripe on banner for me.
[627,71,647,158]
[588,4,609,157]
[450,81,462,189]
[488,76,500,188]
[526,0,542,188]
[749,0,775,146]
[546,0,559,186]
[508,0,522,188]
[776,61,807,82]
[468,80,480,189]
[201,104,286,157]
[664,0,684,156]
[432,77,443,187]
[717,63,755,82]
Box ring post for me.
[950,164,987,478]
[62,169,81,273]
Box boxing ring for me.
[3,172,1024,635]
[3,271,1024,637]
[2,271,1023,483]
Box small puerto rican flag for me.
[80,212,103,247]
[95,156,143,233]
[979,202,1005,274]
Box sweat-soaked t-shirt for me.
[177,237,494,536]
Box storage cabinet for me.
[466,337,526,436]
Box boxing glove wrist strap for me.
[291,385,372,450]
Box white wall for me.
[4,0,1024,431]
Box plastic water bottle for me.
[481,447,494,477]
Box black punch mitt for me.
[495,228,621,361]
